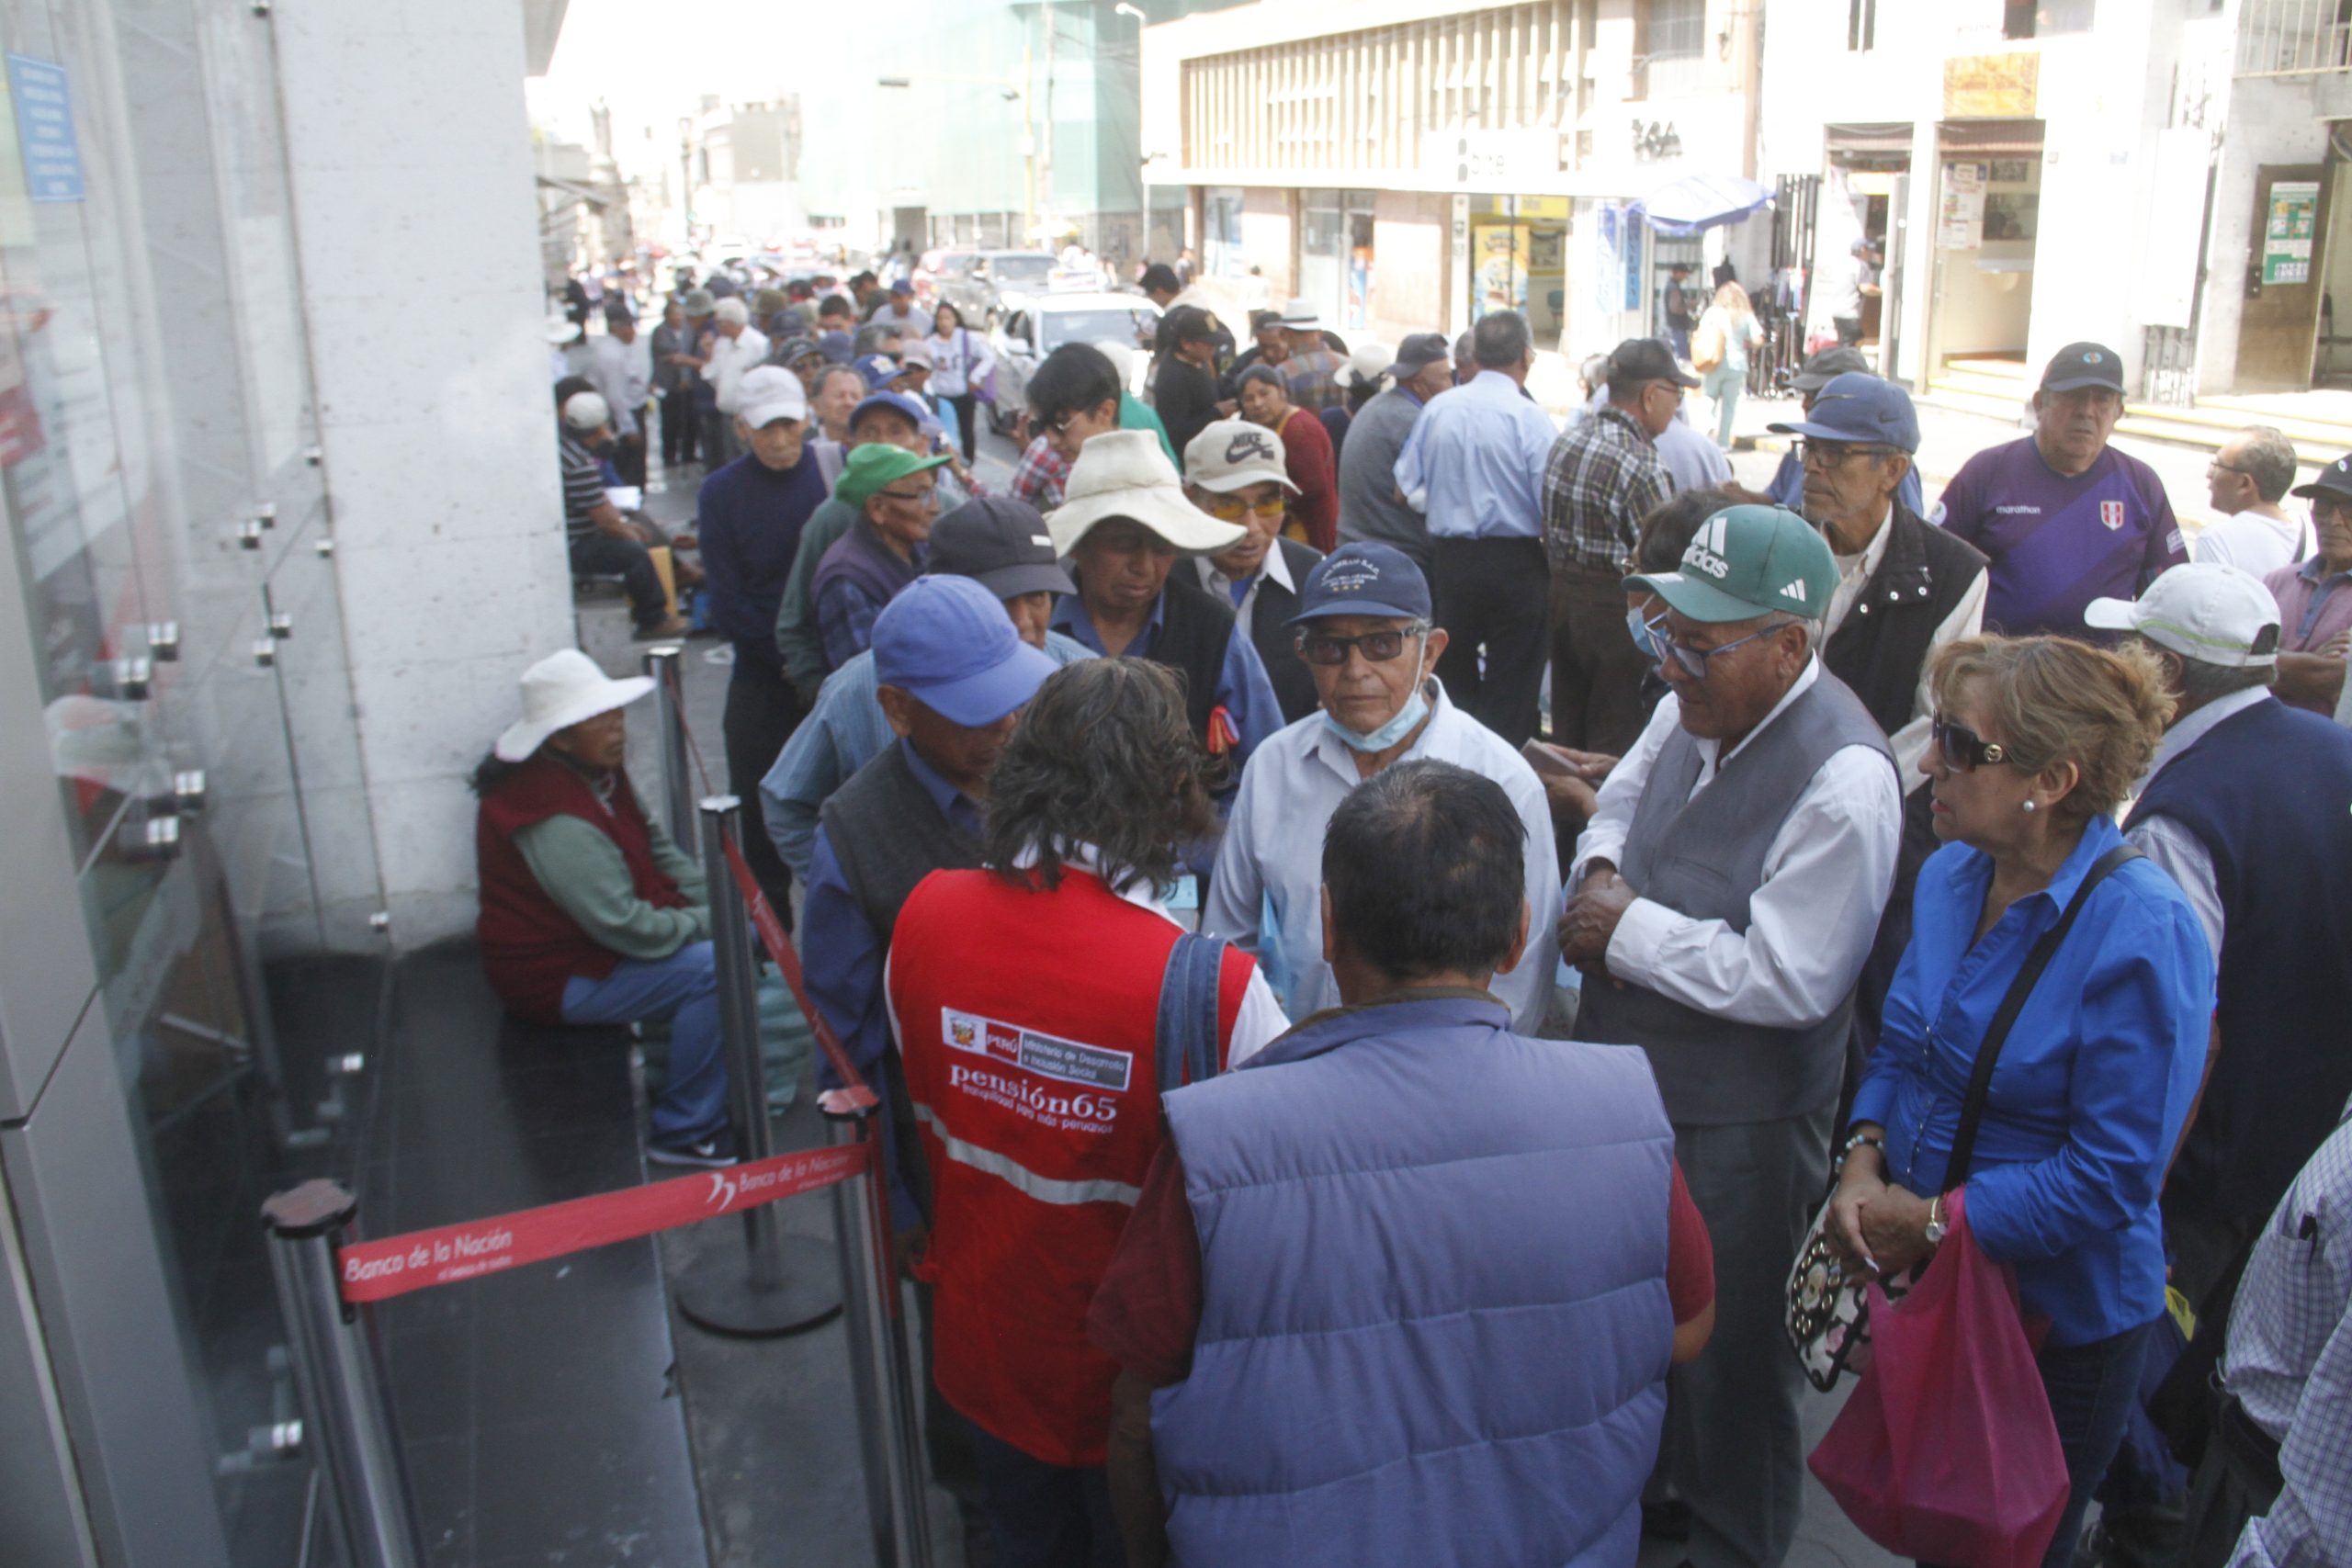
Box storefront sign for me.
[1943,53,2039,119]
[6,56,83,202]
[1938,163,1986,250]
[2262,179,2320,286]
[1423,129,1560,189]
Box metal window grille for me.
[2236,0,2352,75]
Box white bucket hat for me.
[494,649,655,762]
[1344,340,1394,388]
[1279,297,1322,331]
[1048,430,1246,556]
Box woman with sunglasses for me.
[1830,634,2214,1568]
[1183,418,1324,724]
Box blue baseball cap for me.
[854,352,902,389]
[870,575,1057,728]
[1766,372,1920,454]
[1287,542,1433,625]
[849,389,929,434]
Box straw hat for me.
[494,649,654,762]
[1047,430,1246,556]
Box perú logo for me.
[707,1171,739,1210]
[2098,500,2125,532]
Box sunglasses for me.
[1931,714,2007,772]
[1295,624,1427,666]
[1654,619,1785,681]
[1202,493,1287,521]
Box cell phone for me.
[1521,739,1590,781]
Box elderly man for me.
[1393,310,1560,748]
[695,296,770,468]
[1275,299,1345,412]
[1767,374,1987,1062]
[1565,503,1901,1568]
[1049,431,1283,773]
[1206,542,1562,1032]
[1762,348,1926,516]
[650,298,700,468]
[761,498,1093,880]
[809,441,951,674]
[590,301,653,485]
[1099,760,1714,1568]
[2264,454,2352,715]
[696,366,823,915]
[1933,341,2186,637]
[1184,418,1322,724]
[2092,567,2352,1395]
[2199,426,2312,576]
[1543,337,1691,753]
[1336,332,1452,570]
[560,389,684,638]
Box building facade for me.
[0,0,572,1561]
[1139,0,1769,355]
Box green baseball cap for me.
[836,442,950,509]
[1624,503,1837,624]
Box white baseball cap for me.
[734,366,808,429]
[2085,563,2282,669]
[1183,418,1299,495]
[561,390,610,432]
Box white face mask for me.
[1322,650,1430,753]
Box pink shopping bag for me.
[1808,1190,2069,1568]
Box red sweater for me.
[475,756,688,1022]
[1278,407,1338,552]
[888,864,1255,1466]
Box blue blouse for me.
[1850,816,2213,1347]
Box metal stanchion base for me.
[674,1235,843,1337]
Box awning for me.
[1633,173,1773,237]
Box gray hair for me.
[713,297,750,326]
[2133,634,2278,705]
[2231,426,2299,504]
[1472,310,1533,369]
[813,364,865,400]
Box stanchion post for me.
[261,1180,425,1568]
[673,795,843,1337]
[827,1104,936,1568]
[642,644,698,855]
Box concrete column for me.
[271,1,577,944]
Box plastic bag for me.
[1808,1190,2069,1568]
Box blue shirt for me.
[758,628,1095,880]
[1391,369,1557,540]
[1766,447,1926,515]
[696,449,829,671]
[803,740,979,1229]
[1049,589,1283,778]
[1851,818,2213,1347]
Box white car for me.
[986,292,1163,435]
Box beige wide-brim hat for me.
[494,649,654,762]
[1047,429,1246,556]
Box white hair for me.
[713,297,750,326]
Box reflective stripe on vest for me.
[911,1102,1143,1207]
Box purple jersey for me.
[1930,436,2185,638]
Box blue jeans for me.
[966,1421,1120,1568]
[561,942,728,1143]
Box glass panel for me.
[1298,189,1342,327]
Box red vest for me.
[888,865,1254,1466]
[475,755,689,1022]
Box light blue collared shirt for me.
[1392,369,1558,541]
[1049,586,1283,780]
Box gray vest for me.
[1574,671,1894,1124]
[818,742,980,943]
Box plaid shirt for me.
[1010,434,1069,511]
[1540,405,1671,573]
[1281,347,1347,413]
[2224,1100,2352,1568]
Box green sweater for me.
[513,808,710,962]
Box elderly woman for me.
[886,658,1287,1562]
[1831,634,2213,1567]
[472,649,731,1168]
[1236,363,1338,552]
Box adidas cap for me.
[1624,503,1838,625]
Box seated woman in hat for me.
[473,649,732,1168]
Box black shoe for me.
[1641,1499,1691,1542]
[648,1129,737,1168]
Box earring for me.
[2021,799,2038,812]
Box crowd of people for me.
[496,260,2352,1568]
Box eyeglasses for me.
[1799,440,1898,468]
[1295,624,1428,666]
[1654,619,1786,680]
[875,485,936,506]
[1930,714,2007,772]
[2206,460,2246,479]
[1201,493,1287,522]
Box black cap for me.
[1611,336,1702,389]
[2292,452,2352,502]
[1791,346,1870,392]
[2040,342,2125,394]
[1385,333,1453,378]
[926,497,1076,600]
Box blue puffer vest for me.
[1152,994,1676,1568]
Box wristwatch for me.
[1923,1194,1950,1247]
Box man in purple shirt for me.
[1931,341,2186,637]
[2267,453,2352,715]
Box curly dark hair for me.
[981,660,1217,895]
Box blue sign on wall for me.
[7,55,84,203]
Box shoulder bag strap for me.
[1944,843,2145,1190]
[1156,932,1229,1097]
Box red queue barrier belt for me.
[337,1144,868,1303]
